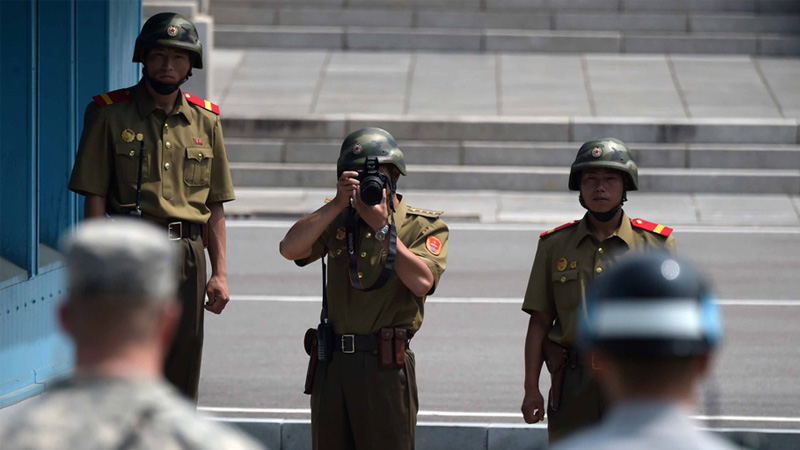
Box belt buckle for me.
[168,221,182,241]
[341,335,355,354]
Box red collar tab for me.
[631,218,673,237]
[183,92,220,115]
[540,220,579,238]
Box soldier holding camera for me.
[280,128,449,450]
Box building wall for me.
[0,0,141,407]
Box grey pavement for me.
[226,188,800,227]
[212,49,800,121]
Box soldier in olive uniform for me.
[280,128,449,450]
[520,138,676,441]
[68,13,234,401]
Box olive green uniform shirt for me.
[68,81,235,223]
[522,212,676,347]
[296,198,449,336]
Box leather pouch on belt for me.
[380,328,395,369]
[543,339,568,411]
[393,328,407,367]
[303,328,318,395]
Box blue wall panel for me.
[38,0,76,250]
[0,0,142,408]
[0,0,38,274]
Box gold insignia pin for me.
[570,260,577,269]
[557,258,568,272]
[336,227,346,240]
[121,129,135,143]
[136,133,144,142]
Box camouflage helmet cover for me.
[568,138,639,191]
[133,12,203,69]
[337,128,407,177]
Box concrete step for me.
[215,25,800,55]
[221,115,800,145]
[228,162,800,194]
[211,5,800,35]
[225,138,800,170]
[210,0,800,15]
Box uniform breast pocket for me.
[114,143,148,183]
[183,147,213,187]
[552,270,581,309]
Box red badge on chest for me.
[193,137,204,146]
[426,236,443,256]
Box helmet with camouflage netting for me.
[568,138,638,191]
[133,12,203,69]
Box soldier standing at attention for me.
[68,13,234,401]
[520,138,676,441]
[0,220,264,450]
[280,128,449,450]
[551,253,737,450]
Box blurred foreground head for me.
[61,219,181,373]
[579,253,722,400]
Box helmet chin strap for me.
[142,66,191,95]
[579,191,627,222]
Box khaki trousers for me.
[164,234,206,402]
[546,363,608,442]
[311,349,418,450]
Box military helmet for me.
[568,138,638,191]
[337,128,407,177]
[579,253,722,358]
[133,12,203,69]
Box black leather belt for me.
[142,215,203,241]
[333,333,378,353]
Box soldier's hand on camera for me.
[333,171,360,210]
[353,185,390,232]
[521,389,545,424]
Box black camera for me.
[358,157,390,206]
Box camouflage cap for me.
[62,219,179,302]
[133,12,203,69]
[568,138,639,191]
[337,128,407,177]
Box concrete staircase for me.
[211,0,800,55]
[223,134,800,194]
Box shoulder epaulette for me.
[92,88,133,107]
[631,218,673,237]
[183,92,220,115]
[407,206,443,218]
[539,220,579,238]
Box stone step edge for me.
[222,115,800,145]
[224,138,800,170]
[229,164,800,194]
[216,24,799,39]
[208,0,800,14]
[228,162,800,177]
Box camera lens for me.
[360,176,384,205]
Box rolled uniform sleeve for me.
[207,116,235,204]
[522,240,554,316]
[69,103,111,197]
[294,224,332,267]
[406,219,448,295]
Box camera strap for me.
[321,253,329,322]
[133,139,144,217]
[346,207,397,291]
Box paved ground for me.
[197,221,800,431]
[208,49,800,120]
